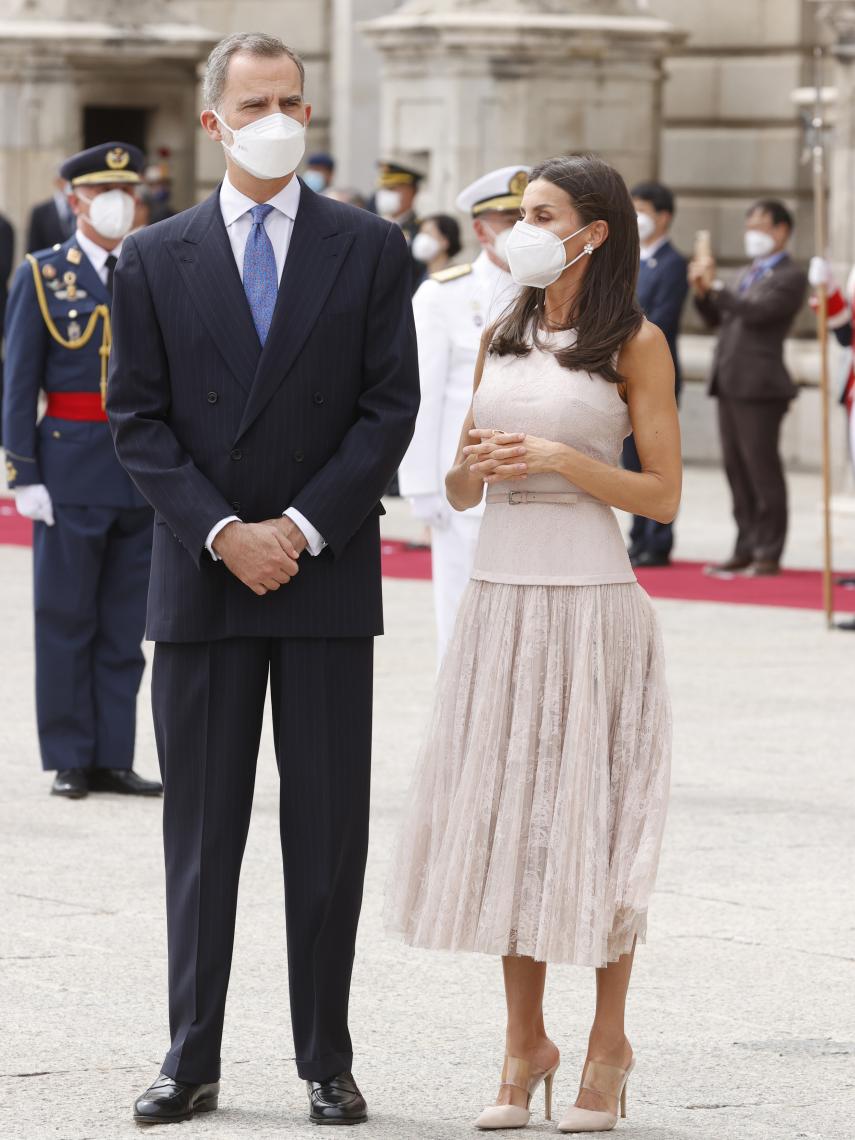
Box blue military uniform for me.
[2,142,153,781]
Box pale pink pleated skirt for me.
[385,580,671,967]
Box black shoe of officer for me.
[133,1074,219,1124]
[50,769,88,798]
[87,768,163,796]
[307,1071,368,1125]
[634,551,672,568]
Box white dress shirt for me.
[640,235,669,263]
[75,228,124,284]
[205,174,326,559]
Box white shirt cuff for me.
[205,515,240,561]
[284,507,326,556]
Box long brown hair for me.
[489,154,643,384]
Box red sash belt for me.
[45,392,108,422]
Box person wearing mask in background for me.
[302,151,335,194]
[375,158,425,293]
[2,143,158,800]
[398,167,527,661]
[26,174,75,252]
[806,254,855,623]
[624,181,688,567]
[690,200,807,577]
[0,207,13,443]
[144,151,176,223]
[411,213,461,277]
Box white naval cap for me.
[455,165,532,217]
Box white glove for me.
[15,484,55,526]
[808,256,831,289]
[408,494,448,530]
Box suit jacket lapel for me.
[167,190,261,392]
[236,189,354,440]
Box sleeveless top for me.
[470,330,638,586]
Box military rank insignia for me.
[106,147,130,170]
[66,248,82,266]
[55,270,87,302]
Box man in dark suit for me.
[3,143,157,799]
[624,180,688,566]
[691,199,807,576]
[108,32,419,1127]
[26,177,75,252]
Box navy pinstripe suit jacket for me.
[107,181,419,642]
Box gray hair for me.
[203,32,305,110]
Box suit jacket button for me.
[313,392,325,405]
[293,449,304,462]
[230,448,242,461]
[232,501,241,511]
[207,391,218,404]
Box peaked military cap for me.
[60,141,145,188]
[377,158,425,189]
[455,165,531,217]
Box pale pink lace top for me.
[470,330,637,586]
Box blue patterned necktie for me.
[243,203,278,344]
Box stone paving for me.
[1,465,854,1139]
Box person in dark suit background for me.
[691,199,807,577]
[623,180,688,566]
[0,208,14,442]
[26,175,75,253]
[108,32,419,1128]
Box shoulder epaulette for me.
[431,263,473,284]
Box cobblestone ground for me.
[1,466,853,1139]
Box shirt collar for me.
[753,250,787,272]
[74,227,123,272]
[219,172,302,228]
[640,236,669,262]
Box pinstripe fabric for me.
[242,204,277,344]
[107,182,420,642]
[154,635,373,1084]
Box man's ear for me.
[200,109,224,142]
[67,191,84,218]
[304,103,313,128]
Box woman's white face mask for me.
[505,220,595,289]
[80,188,136,240]
[214,109,306,181]
[411,232,443,264]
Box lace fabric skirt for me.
[385,580,671,967]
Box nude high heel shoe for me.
[557,1057,635,1133]
[474,1055,559,1130]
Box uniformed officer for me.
[2,142,160,798]
[374,158,427,293]
[398,165,528,660]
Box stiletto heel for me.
[474,1055,560,1130]
[557,1056,634,1133]
[544,1069,555,1121]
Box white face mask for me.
[744,229,776,260]
[411,232,443,264]
[505,220,594,289]
[375,188,402,218]
[637,212,656,243]
[214,110,306,181]
[82,189,136,240]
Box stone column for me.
[360,0,683,215]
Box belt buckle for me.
[508,491,525,505]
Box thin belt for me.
[486,490,591,505]
[45,392,108,422]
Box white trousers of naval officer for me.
[426,509,483,662]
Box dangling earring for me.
[584,241,595,256]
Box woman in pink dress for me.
[386,154,682,1133]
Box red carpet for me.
[1,514,851,612]
[381,540,855,614]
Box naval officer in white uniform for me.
[398,166,528,660]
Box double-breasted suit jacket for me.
[108,182,420,642]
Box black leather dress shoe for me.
[133,1074,219,1124]
[50,769,88,798]
[87,769,163,796]
[307,1072,367,1125]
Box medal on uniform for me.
[67,320,82,340]
[471,298,483,328]
[42,264,57,280]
